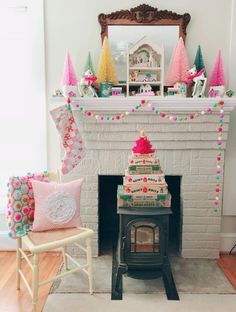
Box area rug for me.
[50,255,236,294]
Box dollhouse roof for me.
[129,36,163,55]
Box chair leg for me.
[16,237,22,290]
[62,246,69,270]
[86,237,93,294]
[32,254,39,312]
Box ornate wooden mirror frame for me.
[98,4,191,43]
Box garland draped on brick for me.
[63,97,224,213]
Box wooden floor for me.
[0,251,62,312]
[217,252,236,289]
[1,251,236,312]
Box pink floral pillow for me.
[6,173,49,238]
[31,179,83,232]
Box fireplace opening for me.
[98,175,181,256]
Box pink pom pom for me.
[207,108,212,113]
[141,99,145,104]
[216,170,221,174]
[87,111,92,117]
[160,113,166,118]
[218,127,223,132]
[151,106,155,111]
[100,116,104,121]
[217,157,221,161]
[214,200,219,205]
[75,103,79,108]
[15,213,22,221]
[215,188,220,193]
[173,116,177,121]
[189,115,194,119]
[219,114,224,118]
[115,115,120,120]
[217,141,222,145]
[131,108,135,113]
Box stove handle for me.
[122,236,126,250]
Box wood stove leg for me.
[111,245,124,300]
[162,261,179,300]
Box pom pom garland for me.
[69,97,225,212]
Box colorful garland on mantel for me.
[68,97,225,213]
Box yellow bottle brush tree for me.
[97,36,118,85]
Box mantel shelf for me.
[51,96,236,112]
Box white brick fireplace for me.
[54,97,236,258]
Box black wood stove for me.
[111,206,179,300]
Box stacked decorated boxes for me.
[117,131,171,208]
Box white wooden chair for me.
[16,227,94,312]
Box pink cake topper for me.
[132,130,155,154]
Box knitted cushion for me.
[6,173,49,238]
[31,179,83,232]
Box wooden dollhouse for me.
[127,37,164,96]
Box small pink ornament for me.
[160,113,166,118]
[131,108,135,113]
[115,115,120,120]
[214,200,219,205]
[219,114,224,118]
[141,99,145,104]
[215,188,220,193]
[217,141,222,145]
[218,127,223,132]
[173,116,177,121]
[87,111,92,117]
[151,106,155,111]
[217,157,221,161]
[189,115,194,119]
[100,116,104,121]
[207,108,212,113]
[216,169,221,174]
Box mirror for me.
[98,4,191,82]
[109,25,179,81]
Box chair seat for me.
[22,227,93,253]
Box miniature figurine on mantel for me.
[127,37,164,96]
[97,36,118,97]
[78,52,98,97]
[137,84,155,96]
[208,50,226,97]
[61,51,78,97]
[166,37,189,97]
[187,65,207,97]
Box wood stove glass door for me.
[130,221,160,254]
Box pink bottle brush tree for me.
[61,51,78,97]
[166,37,189,86]
[208,50,226,97]
[208,50,226,87]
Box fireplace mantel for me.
[52,96,236,112]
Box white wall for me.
[44,0,236,248]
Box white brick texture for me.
[62,111,230,258]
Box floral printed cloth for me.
[6,173,49,238]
